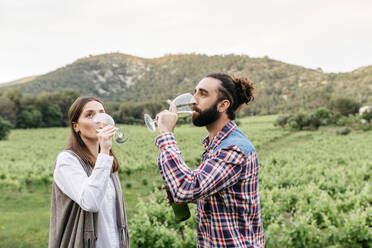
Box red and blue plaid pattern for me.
[156,121,264,247]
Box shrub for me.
[311,108,333,127]
[329,97,360,116]
[0,96,16,122]
[42,104,63,127]
[291,113,310,130]
[112,110,122,124]
[130,188,196,248]
[361,110,372,122]
[275,115,290,128]
[336,127,351,136]
[16,110,43,128]
[0,116,13,140]
[336,115,357,127]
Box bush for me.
[16,110,43,128]
[361,110,372,122]
[130,188,196,248]
[0,116,13,140]
[336,127,351,136]
[112,110,122,124]
[329,97,360,116]
[275,115,290,128]
[0,96,17,122]
[291,113,310,130]
[43,104,64,127]
[311,108,333,126]
[336,115,357,127]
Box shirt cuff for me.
[155,132,178,151]
[95,153,114,170]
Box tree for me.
[0,116,13,140]
[2,88,22,106]
[328,97,360,116]
[0,96,16,122]
[17,109,43,128]
[42,104,63,127]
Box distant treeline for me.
[0,87,367,132]
[0,88,169,130]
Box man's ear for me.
[218,99,230,113]
[72,122,79,133]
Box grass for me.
[0,115,371,247]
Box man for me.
[155,73,264,247]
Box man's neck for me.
[206,116,231,144]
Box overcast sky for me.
[0,0,371,83]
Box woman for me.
[49,96,129,248]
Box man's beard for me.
[192,100,221,127]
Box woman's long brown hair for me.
[66,96,119,172]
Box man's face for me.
[192,77,222,126]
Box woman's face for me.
[73,100,105,141]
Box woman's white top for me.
[54,151,120,248]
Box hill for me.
[0,75,39,87]
[1,53,371,114]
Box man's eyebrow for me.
[195,88,209,94]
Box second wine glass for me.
[144,93,195,132]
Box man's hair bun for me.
[232,76,255,106]
[206,73,255,120]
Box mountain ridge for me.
[1,53,371,114]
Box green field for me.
[0,116,371,247]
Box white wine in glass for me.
[144,93,195,132]
[93,113,129,144]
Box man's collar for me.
[202,121,237,149]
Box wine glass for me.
[93,113,129,144]
[144,93,195,132]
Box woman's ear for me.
[72,122,79,133]
[218,99,230,113]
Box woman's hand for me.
[97,125,118,154]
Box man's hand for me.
[156,100,178,133]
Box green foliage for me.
[0,116,13,140]
[17,110,43,128]
[0,96,16,122]
[361,109,372,122]
[0,116,371,247]
[274,115,290,128]
[336,115,358,127]
[309,107,333,127]
[336,127,351,135]
[329,97,361,116]
[2,88,22,106]
[130,188,196,248]
[0,90,78,129]
[41,104,63,127]
[276,107,370,132]
[292,112,310,130]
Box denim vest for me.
[215,126,255,155]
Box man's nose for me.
[190,95,197,105]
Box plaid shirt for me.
[155,121,264,248]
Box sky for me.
[0,0,371,83]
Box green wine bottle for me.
[166,187,190,222]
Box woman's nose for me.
[96,122,104,129]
